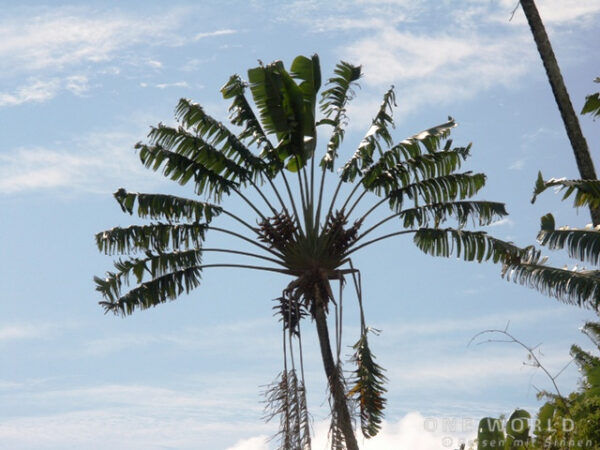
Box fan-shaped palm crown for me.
[95,55,523,449]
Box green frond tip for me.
[341,86,397,182]
[96,222,208,255]
[174,98,265,174]
[348,328,387,439]
[414,228,535,264]
[538,224,600,265]
[503,261,600,310]
[94,249,203,306]
[398,201,508,229]
[113,189,223,223]
[531,172,600,209]
[581,92,600,118]
[135,143,239,200]
[97,266,203,316]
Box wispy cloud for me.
[140,81,190,89]
[0,324,47,342]
[342,28,532,120]
[0,322,66,342]
[0,78,61,106]
[194,29,237,40]
[0,9,184,75]
[0,75,91,107]
[509,159,526,171]
[0,129,164,195]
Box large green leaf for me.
[319,60,362,170]
[532,171,600,209]
[387,172,487,210]
[147,124,251,181]
[248,60,311,171]
[581,77,600,119]
[220,74,276,157]
[96,222,208,255]
[113,189,223,223]
[537,218,600,265]
[97,266,203,315]
[414,228,532,264]
[290,54,320,153]
[398,201,507,228]
[503,260,600,310]
[175,98,265,175]
[362,146,471,195]
[95,249,203,306]
[136,143,238,200]
[341,87,396,182]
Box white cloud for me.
[194,29,237,40]
[0,129,162,195]
[155,81,190,89]
[487,217,515,227]
[0,9,184,75]
[0,78,61,106]
[0,75,91,107]
[147,59,163,69]
[342,27,533,118]
[65,75,90,96]
[0,324,48,341]
[509,159,526,170]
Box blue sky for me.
[1,1,600,449]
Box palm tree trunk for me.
[314,303,360,450]
[519,0,600,226]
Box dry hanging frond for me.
[348,328,388,438]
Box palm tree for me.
[95,54,524,449]
[518,0,600,226]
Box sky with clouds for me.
[1,1,600,449]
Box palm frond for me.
[341,87,396,182]
[319,61,362,170]
[399,201,508,229]
[263,370,310,450]
[537,216,600,265]
[387,172,487,210]
[582,321,600,349]
[96,222,208,255]
[175,98,265,174]
[136,143,238,200]
[414,228,534,264]
[220,74,277,161]
[571,344,600,371]
[113,189,222,223]
[361,145,470,194]
[95,249,203,305]
[147,124,252,181]
[503,261,600,310]
[248,60,310,171]
[581,79,600,118]
[348,328,387,439]
[290,54,321,153]
[532,171,600,209]
[96,266,203,315]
